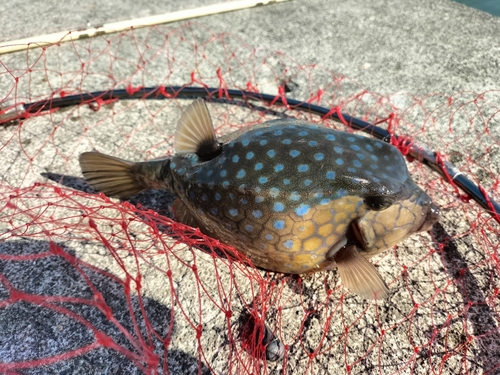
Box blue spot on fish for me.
[320,198,331,205]
[258,176,268,184]
[348,167,357,173]
[283,178,291,185]
[220,170,227,177]
[365,144,374,152]
[274,129,283,136]
[350,144,360,151]
[353,160,362,167]
[246,151,255,160]
[170,162,176,168]
[236,169,246,179]
[260,139,268,146]
[273,220,285,230]
[295,204,310,216]
[245,224,254,232]
[274,163,284,172]
[207,170,213,177]
[177,168,185,174]
[215,192,221,201]
[255,196,265,203]
[347,136,355,142]
[299,131,308,136]
[232,155,239,163]
[270,187,280,198]
[282,139,292,145]
[298,164,309,172]
[283,240,294,249]
[242,139,250,147]
[265,233,274,241]
[273,202,285,212]
[308,140,318,147]
[375,142,383,148]
[326,134,336,141]
[255,162,263,171]
[210,207,218,215]
[267,149,276,158]
[326,171,336,180]
[336,158,344,165]
[252,209,263,218]
[370,164,379,170]
[314,190,323,198]
[335,189,348,198]
[357,153,365,160]
[222,181,230,188]
[228,208,239,217]
[289,191,301,201]
[334,146,343,154]
[304,179,312,187]
[314,153,324,161]
[290,150,300,157]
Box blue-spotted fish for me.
[79,99,440,299]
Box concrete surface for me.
[1,0,499,374]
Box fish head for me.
[307,131,441,298]
[350,182,440,258]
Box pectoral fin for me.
[334,245,389,300]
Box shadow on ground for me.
[0,239,210,374]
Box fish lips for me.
[414,192,440,232]
[417,202,440,232]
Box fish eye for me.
[364,196,394,211]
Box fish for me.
[79,99,440,300]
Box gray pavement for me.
[1,0,500,374]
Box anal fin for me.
[173,199,201,228]
[334,245,389,300]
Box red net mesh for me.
[1,22,499,374]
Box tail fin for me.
[79,152,147,199]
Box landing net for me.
[1,22,499,374]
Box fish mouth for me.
[417,202,440,232]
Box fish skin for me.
[166,119,436,273]
[79,100,440,299]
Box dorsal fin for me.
[174,99,221,160]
